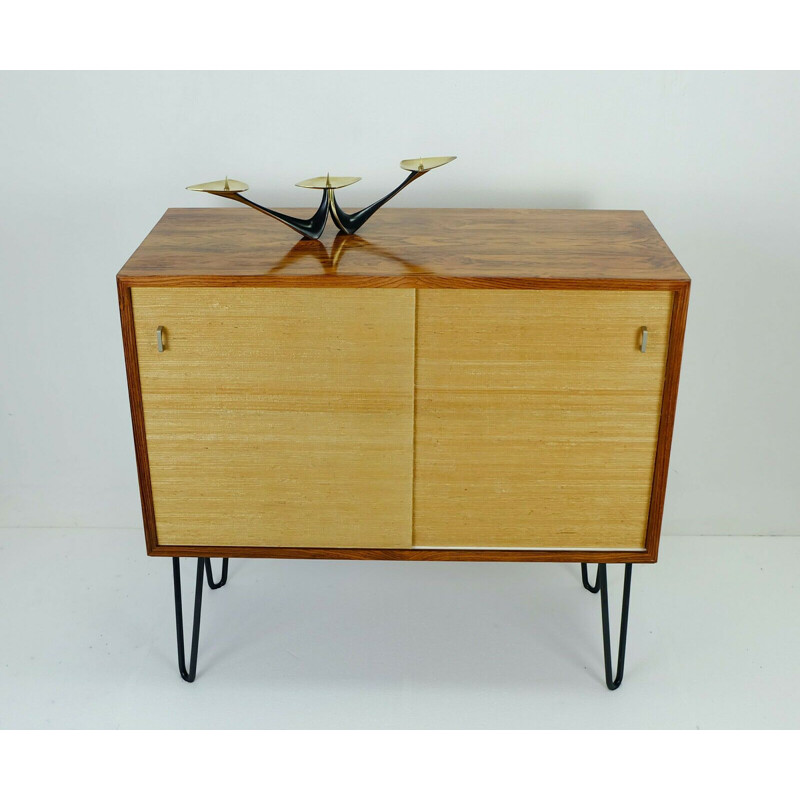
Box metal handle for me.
[157,326,165,353]
[640,326,648,353]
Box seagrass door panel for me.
[132,287,416,548]
[413,289,673,551]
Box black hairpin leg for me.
[581,563,601,593]
[205,558,229,589]
[172,557,230,682]
[173,558,204,682]
[581,563,633,690]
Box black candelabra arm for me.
[329,156,456,235]
[187,178,331,240]
[229,190,330,240]
[329,171,421,235]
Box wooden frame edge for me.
[148,544,656,563]
[118,276,158,554]
[118,274,690,291]
[643,281,691,561]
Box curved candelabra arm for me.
[329,156,456,235]
[330,172,421,235]
[212,189,330,240]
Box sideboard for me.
[118,208,689,688]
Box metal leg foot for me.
[205,558,229,589]
[172,558,205,682]
[582,563,633,690]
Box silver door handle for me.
[157,326,165,353]
[640,326,648,353]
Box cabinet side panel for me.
[132,288,415,548]
[414,289,672,550]
[118,280,157,553]
[644,282,690,558]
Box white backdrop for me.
[1,71,798,536]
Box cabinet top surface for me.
[118,208,689,287]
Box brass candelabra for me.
[187,156,456,239]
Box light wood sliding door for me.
[132,288,415,548]
[413,290,673,550]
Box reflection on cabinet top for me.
[117,208,689,288]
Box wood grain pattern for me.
[131,287,415,548]
[413,290,673,549]
[117,208,690,287]
[118,283,158,553]
[147,544,660,563]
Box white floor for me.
[0,529,797,729]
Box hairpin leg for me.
[205,558,229,589]
[173,558,205,682]
[581,562,601,593]
[581,563,633,690]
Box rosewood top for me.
[117,208,689,289]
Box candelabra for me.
[187,156,456,240]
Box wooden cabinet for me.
[118,208,689,564]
